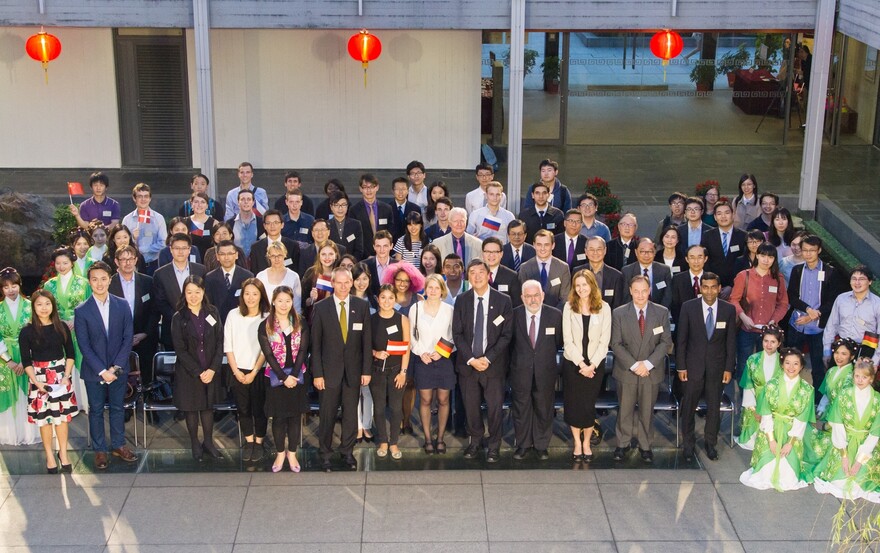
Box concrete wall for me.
[0,27,121,168]
[840,36,879,144]
[839,0,880,51]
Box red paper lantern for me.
[25,27,62,83]
[347,29,381,87]
[649,30,683,62]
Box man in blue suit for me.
[75,261,137,470]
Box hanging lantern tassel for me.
[649,30,683,84]
[347,29,382,89]
[25,27,62,84]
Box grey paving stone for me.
[740,541,837,553]
[489,542,616,553]
[133,473,251,487]
[104,547,233,553]
[366,470,482,485]
[480,469,597,484]
[363,545,490,553]
[14,474,136,488]
[714,483,839,542]
[248,471,366,486]
[235,485,364,544]
[600,483,737,541]
[233,546,361,553]
[700,446,753,484]
[362,484,486,543]
[0,476,18,489]
[108,486,247,545]
[593,469,711,484]
[0,548,104,553]
[484,483,612,542]
[616,542,745,553]
[0,487,130,546]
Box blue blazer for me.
[74,295,133,382]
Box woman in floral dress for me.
[737,326,783,450]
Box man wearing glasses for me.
[350,173,393,257]
[465,163,508,215]
[121,183,166,275]
[406,160,429,212]
[248,210,299,274]
[151,233,207,350]
[206,241,254,324]
[482,237,521,308]
[823,265,880,367]
[327,191,365,261]
[110,245,158,383]
[577,193,611,242]
[675,196,713,259]
[605,213,639,271]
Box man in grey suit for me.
[434,207,484,266]
[622,238,672,308]
[518,229,571,310]
[610,275,672,463]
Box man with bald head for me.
[622,238,672,308]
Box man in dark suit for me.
[552,209,588,269]
[327,191,365,261]
[518,182,565,242]
[509,280,563,460]
[700,200,746,294]
[350,174,394,257]
[205,241,254,323]
[671,245,707,325]
[605,213,638,270]
[272,171,315,216]
[74,262,137,470]
[298,219,347,277]
[152,233,207,349]
[621,238,672,308]
[519,230,571,310]
[610,275,672,463]
[452,260,513,463]
[110,245,158,383]
[310,267,373,471]
[573,236,625,310]
[676,272,737,462]
[676,196,714,258]
[388,177,422,242]
[482,237,522,308]
[363,231,395,298]
[248,210,300,274]
[500,220,536,271]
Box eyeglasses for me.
[360,183,378,189]
[395,278,411,284]
[618,222,635,228]
[268,254,284,260]
[171,246,190,252]
[565,219,581,224]
[264,220,282,226]
[332,203,349,209]
[580,203,597,209]
[482,249,502,254]
[116,257,136,263]
[852,277,870,282]
[408,171,424,176]
[476,172,494,178]
[800,247,819,253]
[685,207,702,213]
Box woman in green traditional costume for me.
[740,347,816,491]
[0,268,39,445]
[85,220,108,265]
[814,359,880,503]
[41,247,91,412]
[69,229,93,278]
[816,338,857,420]
[736,326,784,450]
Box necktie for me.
[225,272,231,289]
[721,232,729,256]
[489,271,494,284]
[693,275,700,297]
[567,240,575,266]
[538,211,545,226]
[513,249,521,271]
[339,300,348,343]
[455,237,463,260]
[369,203,377,233]
[638,309,645,336]
[540,263,548,288]
[529,315,537,348]
[643,267,649,278]
[473,297,485,358]
[706,306,715,339]
[399,205,405,223]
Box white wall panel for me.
[838,0,880,51]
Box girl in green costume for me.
[0,268,39,445]
[70,229,93,278]
[816,338,857,420]
[737,326,784,450]
[741,347,816,491]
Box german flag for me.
[435,337,454,358]
[860,332,879,359]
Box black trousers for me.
[272,416,300,452]
[459,370,505,451]
[231,373,267,438]
[370,366,405,446]
[679,372,723,450]
[317,383,360,459]
[510,373,556,450]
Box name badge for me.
[576,253,586,261]
[203,230,211,237]
[167,354,177,364]
[670,323,676,332]
[379,218,388,225]
[605,289,614,296]
[818,270,826,282]
[672,266,681,273]
[222,355,228,364]
[284,258,293,266]
[144,230,153,237]
[299,227,309,234]
[259,233,266,240]
[546,223,556,230]
[190,254,196,262]
[347,234,356,243]
[730,245,740,253]
[493,315,505,326]
[102,210,112,217]
[716,322,727,329]
[353,322,363,331]
[386,325,399,334]
[656,281,667,290]
[652,326,663,335]
[140,293,150,303]
[498,284,509,292]
[206,315,217,326]
[550,277,561,286]
[768,286,778,293]
[545,327,555,335]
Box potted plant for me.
[541,55,561,94]
[689,60,716,92]
[503,48,539,77]
[717,44,751,86]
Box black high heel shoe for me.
[57,453,72,473]
[47,465,59,474]
[202,442,222,459]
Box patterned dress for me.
[0,298,39,444]
[817,363,854,420]
[42,273,91,411]
[813,385,880,502]
[737,351,781,450]
[740,374,815,491]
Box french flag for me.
[481,216,502,232]
[315,276,334,292]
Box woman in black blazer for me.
[171,275,224,461]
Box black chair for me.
[653,356,680,447]
[141,351,178,444]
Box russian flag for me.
[315,276,334,292]
[386,340,410,355]
[482,216,502,232]
[434,337,454,358]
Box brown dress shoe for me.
[112,446,138,463]
[95,452,109,470]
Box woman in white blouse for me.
[409,274,456,454]
[256,242,302,314]
[224,278,269,462]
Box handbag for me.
[267,364,305,388]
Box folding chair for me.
[653,355,680,447]
[142,351,178,445]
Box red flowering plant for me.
[40,260,56,286]
[584,177,623,237]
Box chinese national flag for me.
[67,182,84,196]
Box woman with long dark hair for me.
[103,224,146,274]
[187,192,219,259]
[733,174,760,230]
[424,181,449,227]
[766,207,796,259]
[393,211,427,267]
[0,268,39,446]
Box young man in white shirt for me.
[465,163,508,215]
[467,181,515,243]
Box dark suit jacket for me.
[152,262,207,346]
[676,222,714,259]
[518,206,565,243]
[388,200,422,242]
[298,241,347,278]
[109,272,158,339]
[553,233,588,268]
[451,288,513,378]
[509,305,563,391]
[701,227,747,287]
[490,265,522,308]
[363,256,395,299]
[518,257,571,310]
[350,199,393,257]
[671,270,703,324]
[621,261,672,308]
[500,243,536,271]
[572,263,625,310]
[249,236,301,275]
[788,262,845,329]
[204,265,254,324]
[73,295,133,382]
[310,295,373,388]
[675,298,737,380]
[610,301,672,386]
[605,238,638,271]
[329,218,365,261]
